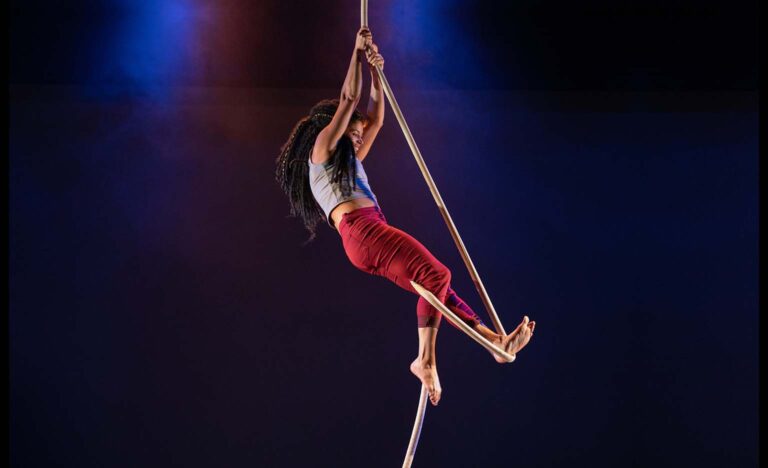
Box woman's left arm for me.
[356,45,385,161]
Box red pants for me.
[338,206,485,329]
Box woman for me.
[275,27,535,406]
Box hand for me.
[355,27,373,51]
[365,43,384,70]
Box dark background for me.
[9,1,758,467]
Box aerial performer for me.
[275,26,536,408]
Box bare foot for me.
[493,316,536,363]
[409,358,442,406]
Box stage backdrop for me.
[10,1,758,467]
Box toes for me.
[512,316,529,333]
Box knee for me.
[432,263,451,287]
[414,261,452,292]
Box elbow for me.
[367,113,384,128]
[346,94,360,103]
[342,91,361,103]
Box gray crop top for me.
[308,152,379,228]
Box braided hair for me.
[275,99,367,244]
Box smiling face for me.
[345,120,364,154]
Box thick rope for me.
[361,3,513,466]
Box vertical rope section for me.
[402,385,429,468]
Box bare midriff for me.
[330,198,377,234]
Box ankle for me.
[415,356,436,368]
[474,324,500,342]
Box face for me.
[345,120,364,153]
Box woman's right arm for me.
[313,27,372,162]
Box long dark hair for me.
[275,99,366,244]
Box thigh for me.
[366,224,448,291]
[340,215,448,291]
